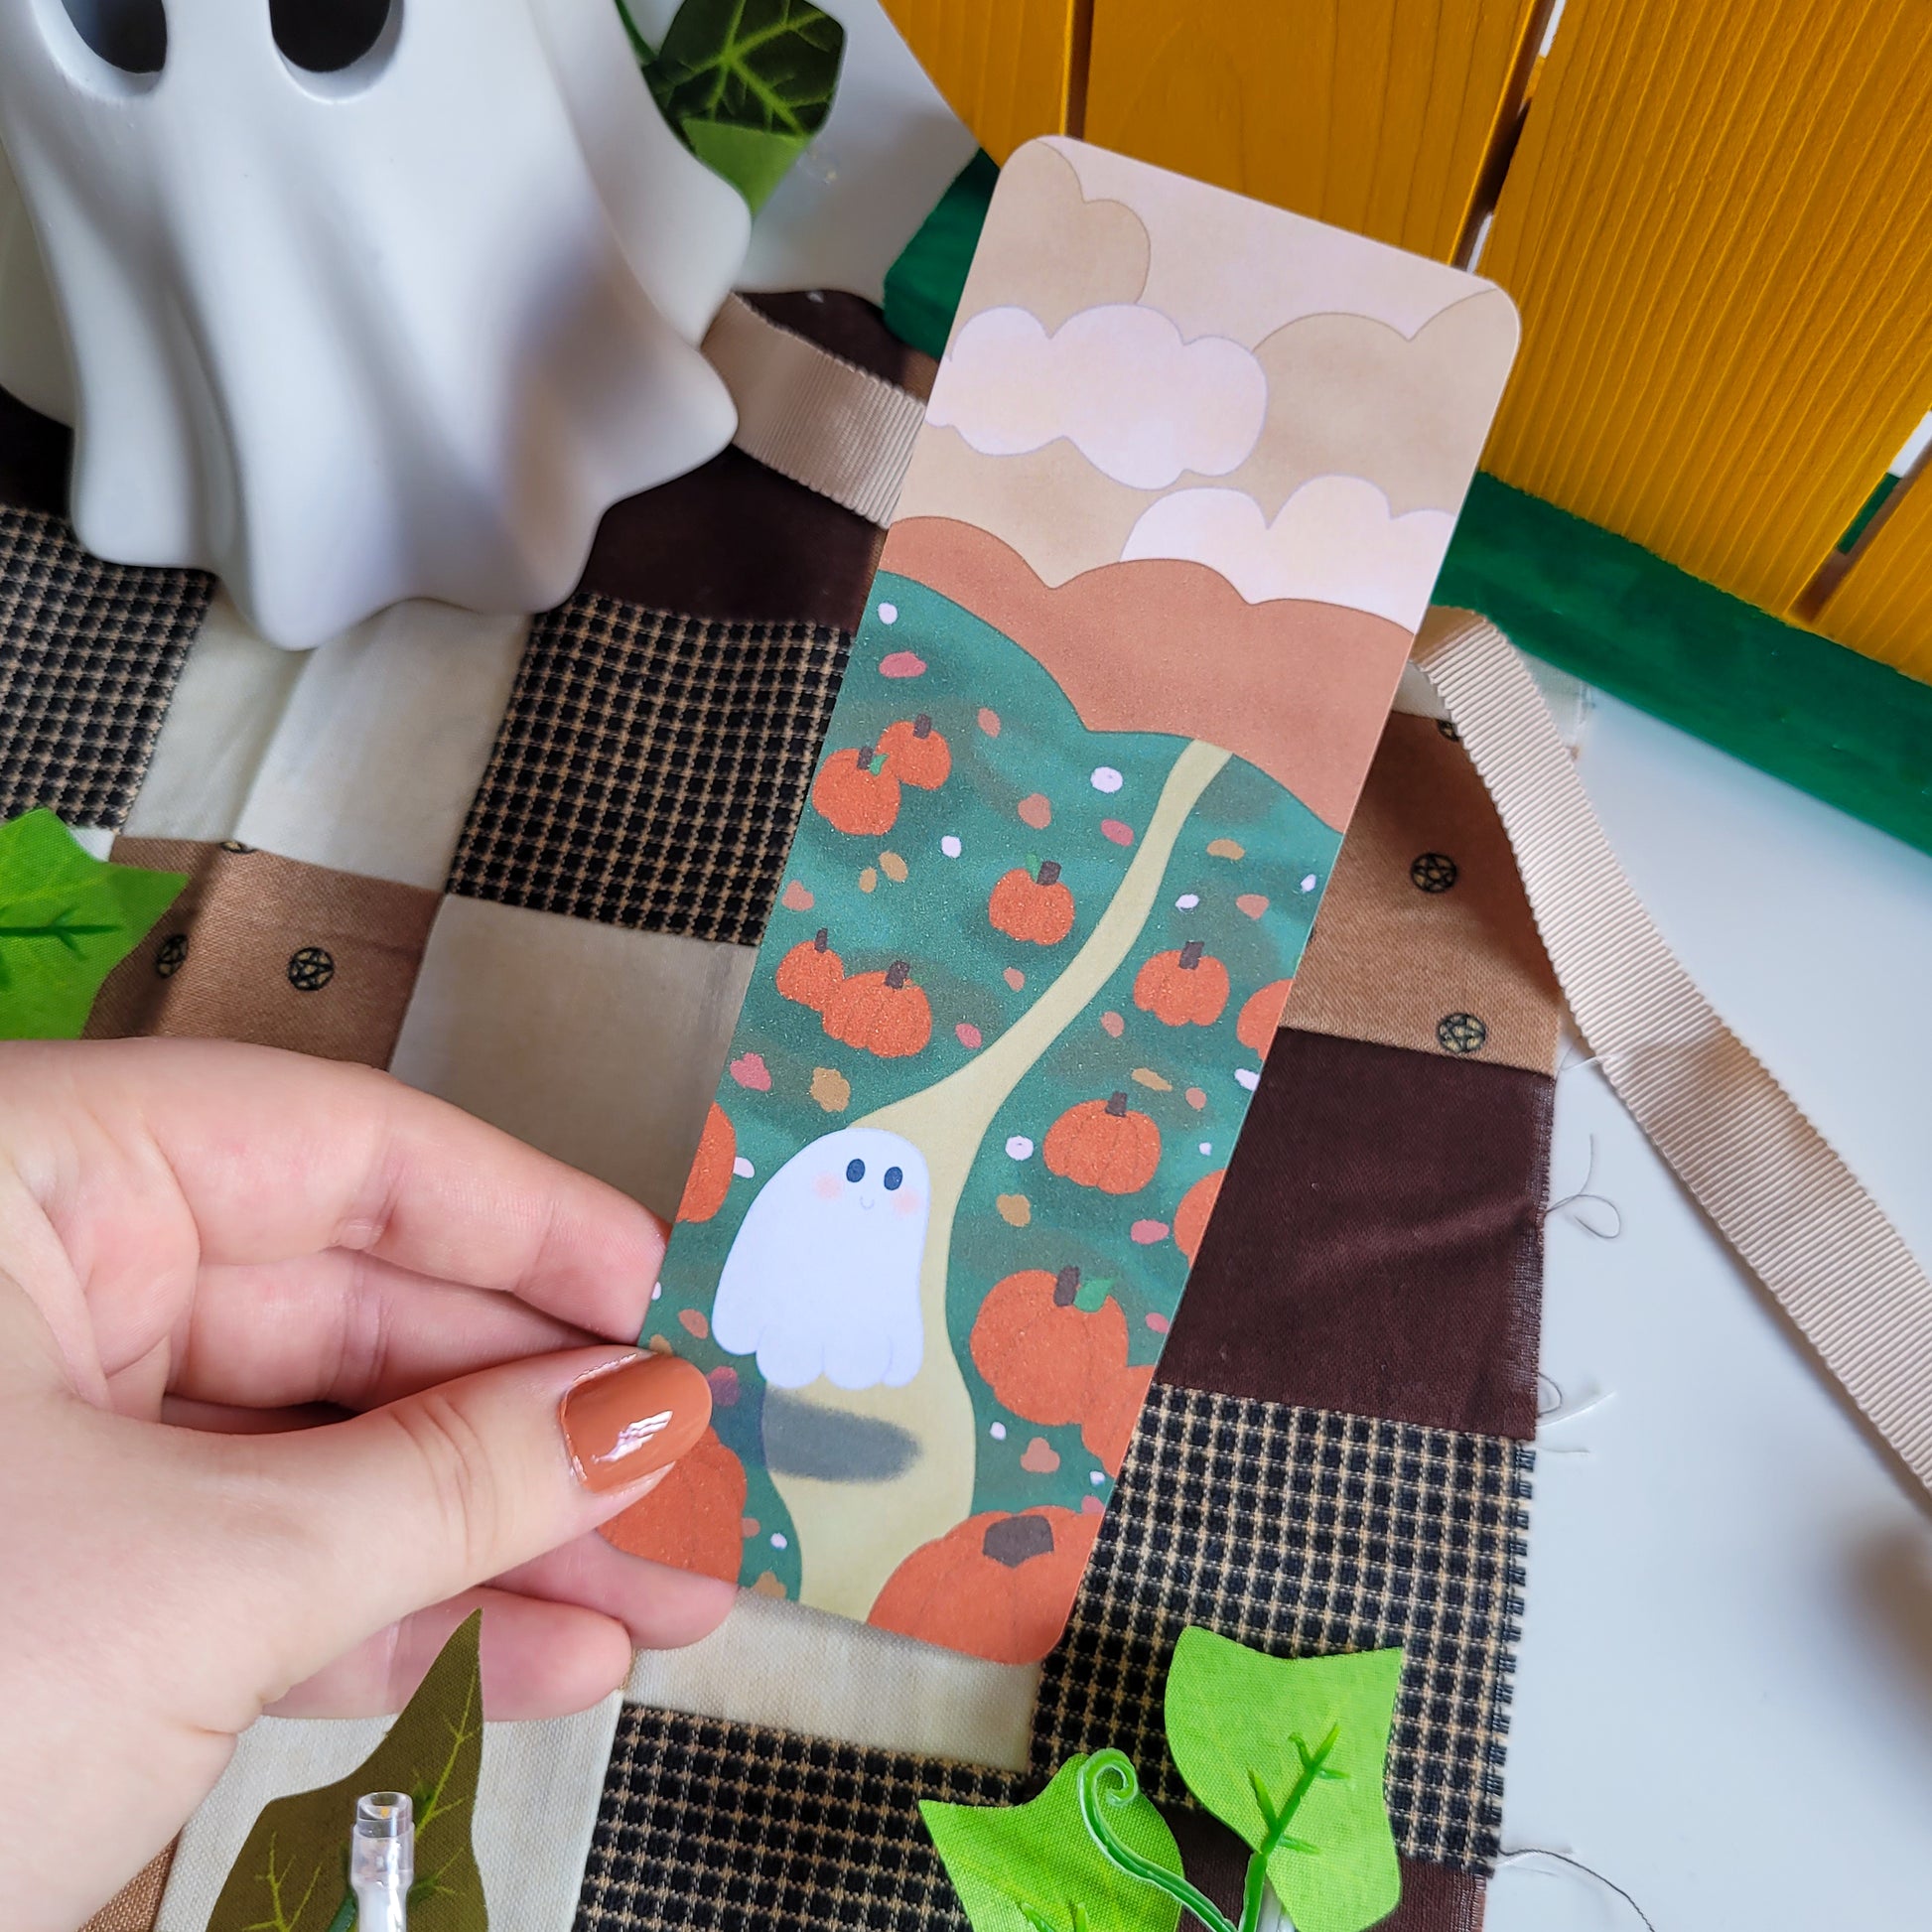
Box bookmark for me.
[611,138,1518,1661]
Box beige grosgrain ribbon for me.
[704,295,927,526]
[1417,609,1932,1493]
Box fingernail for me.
[560,1352,711,1493]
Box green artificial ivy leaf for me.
[207,1613,487,1932]
[1164,1631,1403,1932]
[642,0,846,211]
[0,810,185,1039]
[922,1754,1183,1932]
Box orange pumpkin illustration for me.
[821,959,932,1057]
[1044,1092,1163,1194]
[869,1506,1102,1663]
[811,745,899,835]
[776,926,845,1012]
[600,1427,748,1583]
[877,712,952,789]
[1134,938,1230,1027]
[1173,1168,1226,1264]
[1081,1362,1155,1476]
[1236,978,1294,1055]
[676,1102,737,1223]
[970,1265,1130,1425]
[988,859,1075,945]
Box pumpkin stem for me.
[813,927,829,951]
[1037,859,1062,887]
[885,960,911,990]
[1179,938,1205,970]
[1053,1265,1081,1307]
[1105,1091,1129,1117]
[982,1513,1055,1568]
[913,712,933,739]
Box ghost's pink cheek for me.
[894,1188,924,1218]
[812,1172,843,1201]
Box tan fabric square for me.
[84,840,439,1067]
[1288,712,1562,1074]
[79,1842,174,1932]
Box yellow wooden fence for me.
[881,0,1932,681]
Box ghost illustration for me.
[712,1128,931,1392]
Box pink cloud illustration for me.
[925,303,1266,490]
[1120,478,1454,630]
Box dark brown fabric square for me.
[0,507,210,827]
[1159,1027,1550,1441]
[577,294,926,630]
[0,385,70,516]
[447,598,848,946]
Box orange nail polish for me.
[560,1352,711,1493]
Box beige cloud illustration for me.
[1224,289,1521,517]
[925,303,1267,490]
[1047,137,1490,346]
[891,426,1154,587]
[955,139,1150,335]
[1120,479,1454,630]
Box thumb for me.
[246,1346,711,1696]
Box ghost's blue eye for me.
[885,1167,903,1190]
[846,1158,866,1182]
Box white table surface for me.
[1490,694,1932,1931]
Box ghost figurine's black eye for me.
[884,1167,904,1190]
[846,1158,866,1183]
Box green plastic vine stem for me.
[1075,1728,1345,1932]
[1074,1752,1237,1932]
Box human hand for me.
[0,1037,733,1931]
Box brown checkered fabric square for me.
[578,1714,1009,1932]
[0,507,210,826]
[578,1387,1529,1929]
[1034,1383,1531,1868]
[448,594,849,946]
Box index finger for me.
[1,1038,667,1342]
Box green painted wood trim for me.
[1437,475,1932,855]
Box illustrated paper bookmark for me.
[605,139,1519,1662]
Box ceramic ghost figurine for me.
[0,0,749,648]
[713,1127,932,1391]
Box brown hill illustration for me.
[881,516,1412,830]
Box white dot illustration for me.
[1199,1142,1213,1156]
[770,1532,788,1550]
[732,1156,755,1178]
[991,1422,1008,1441]
[650,1282,662,1301]
[941,834,962,858]
[1090,1469,1107,1485]
[1235,1066,1261,1091]
[1175,893,1200,910]
[1301,873,1318,893]
[1006,1135,1035,1161]
[1090,765,1124,793]
[878,602,898,624]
